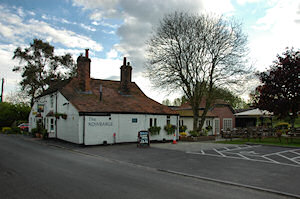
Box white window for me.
[223,118,233,130]
[50,118,54,131]
[50,96,54,108]
[167,116,170,125]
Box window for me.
[154,118,157,126]
[223,118,233,130]
[180,120,184,126]
[206,119,211,127]
[50,118,54,131]
[150,118,153,127]
[132,118,138,123]
[167,116,170,125]
[50,96,54,108]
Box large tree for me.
[13,39,76,107]
[146,12,251,131]
[255,48,299,128]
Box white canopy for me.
[235,108,273,117]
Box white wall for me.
[83,114,178,145]
[181,117,216,135]
[56,92,80,144]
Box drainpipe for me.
[55,92,58,138]
[83,116,85,145]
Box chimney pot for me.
[85,49,89,58]
[123,57,126,66]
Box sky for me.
[0,0,299,103]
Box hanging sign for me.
[137,130,150,147]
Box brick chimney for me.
[77,49,91,92]
[120,57,132,94]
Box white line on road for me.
[213,148,226,157]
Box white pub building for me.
[29,50,178,145]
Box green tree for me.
[13,39,76,107]
[146,12,251,131]
[0,102,30,128]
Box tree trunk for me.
[192,106,199,132]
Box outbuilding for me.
[28,50,179,145]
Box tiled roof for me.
[177,98,229,110]
[40,77,177,115]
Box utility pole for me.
[0,78,4,102]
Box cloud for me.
[106,49,118,59]
[0,6,103,51]
[80,23,97,31]
[249,0,300,71]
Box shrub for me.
[2,127,12,134]
[179,125,187,133]
[11,127,21,134]
[41,128,48,139]
[164,124,176,135]
[148,126,161,136]
[180,132,187,137]
[189,130,199,137]
[31,128,38,137]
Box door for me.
[214,118,220,135]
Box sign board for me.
[137,130,150,147]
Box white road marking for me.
[276,153,300,165]
[213,148,225,157]
[187,145,300,168]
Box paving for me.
[20,135,300,198]
[154,142,300,167]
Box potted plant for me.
[148,126,161,136]
[61,114,67,120]
[164,124,176,135]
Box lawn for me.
[216,137,300,147]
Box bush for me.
[41,128,48,139]
[180,132,187,137]
[11,127,21,134]
[31,128,38,137]
[148,126,161,136]
[2,127,12,134]
[189,130,199,137]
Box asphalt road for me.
[0,134,297,199]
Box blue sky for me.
[0,0,299,103]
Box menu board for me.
[138,131,150,147]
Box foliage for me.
[31,128,38,137]
[179,132,187,137]
[255,48,299,128]
[164,124,176,135]
[11,127,21,134]
[2,127,12,134]
[179,125,187,133]
[5,90,31,105]
[0,102,30,128]
[188,130,199,137]
[162,96,188,106]
[148,126,161,135]
[12,38,76,107]
[146,12,251,132]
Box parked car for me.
[18,123,29,132]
